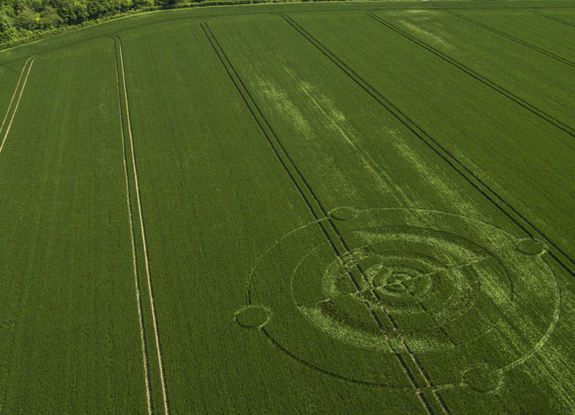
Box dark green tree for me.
[0,8,15,41]
[39,5,62,28]
[14,6,37,31]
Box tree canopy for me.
[0,0,188,44]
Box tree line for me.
[0,0,205,44]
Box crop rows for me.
[0,2,574,414]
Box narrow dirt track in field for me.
[112,37,154,415]
[367,12,575,138]
[529,9,575,28]
[201,20,451,415]
[0,58,31,135]
[0,57,35,157]
[446,11,575,68]
[281,13,575,281]
[115,36,171,415]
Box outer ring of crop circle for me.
[244,208,559,388]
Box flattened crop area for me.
[0,2,574,413]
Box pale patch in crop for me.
[390,131,480,215]
[398,20,453,50]
[254,75,313,139]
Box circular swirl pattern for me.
[295,226,514,353]
[242,209,559,388]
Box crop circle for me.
[294,224,509,352]
[245,209,559,388]
[462,364,502,393]
[515,239,547,256]
[234,305,271,328]
[329,207,358,221]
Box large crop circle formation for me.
[235,208,559,393]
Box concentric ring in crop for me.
[240,208,559,388]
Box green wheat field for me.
[0,1,574,413]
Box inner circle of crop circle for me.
[295,226,504,352]
[246,208,559,387]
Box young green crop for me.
[0,2,574,414]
